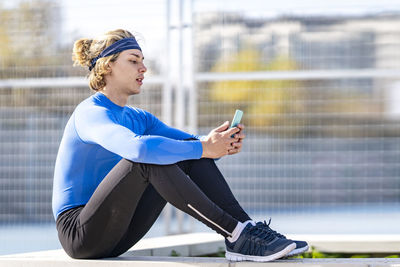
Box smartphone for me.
[230,109,243,137]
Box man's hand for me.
[200,121,245,159]
[228,123,245,155]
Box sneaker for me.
[255,219,309,257]
[225,222,295,262]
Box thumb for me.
[213,121,230,133]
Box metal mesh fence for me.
[198,78,400,214]
[192,4,400,218]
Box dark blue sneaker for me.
[255,219,309,257]
[225,223,295,262]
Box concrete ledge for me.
[123,232,224,256]
[124,233,400,256]
[1,255,400,267]
[1,233,400,267]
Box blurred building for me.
[194,12,400,71]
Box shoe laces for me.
[257,218,286,239]
[247,223,276,243]
[244,224,277,255]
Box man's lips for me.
[136,77,143,85]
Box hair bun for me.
[72,38,94,67]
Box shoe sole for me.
[225,242,296,262]
[286,245,309,257]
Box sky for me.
[5,0,400,54]
[57,0,400,53]
[59,0,400,36]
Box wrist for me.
[200,140,208,158]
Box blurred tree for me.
[0,6,13,68]
[0,0,61,79]
[0,0,64,110]
[210,46,304,130]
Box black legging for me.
[56,158,252,259]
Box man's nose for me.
[140,63,147,73]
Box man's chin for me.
[129,87,141,95]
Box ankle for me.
[226,221,250,243]
[243,219,256,226]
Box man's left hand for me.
[228,123,245,155]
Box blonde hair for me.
[72,29,135,91]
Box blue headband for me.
[89,37,142,71]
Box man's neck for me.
[100,88,128,107]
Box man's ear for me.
[106,63,112,73]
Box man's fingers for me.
[213,121,230,133]
[232,133,246,139]
[232,142,242,148]
[228,140,243,155]
[237,124,245,130]
[225,126,240,137]
[228,148,241,155]
[226,144,235,150]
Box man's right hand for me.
[200,121,240,159]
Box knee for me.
[149,163,177,172]
[144,163,182,179]
[122,159,160,175]
[200,158,214,164]
[124,159,174,170]
[196,157,216,168]
[129,162,177,178]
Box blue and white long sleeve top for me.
[52,92,203,219]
